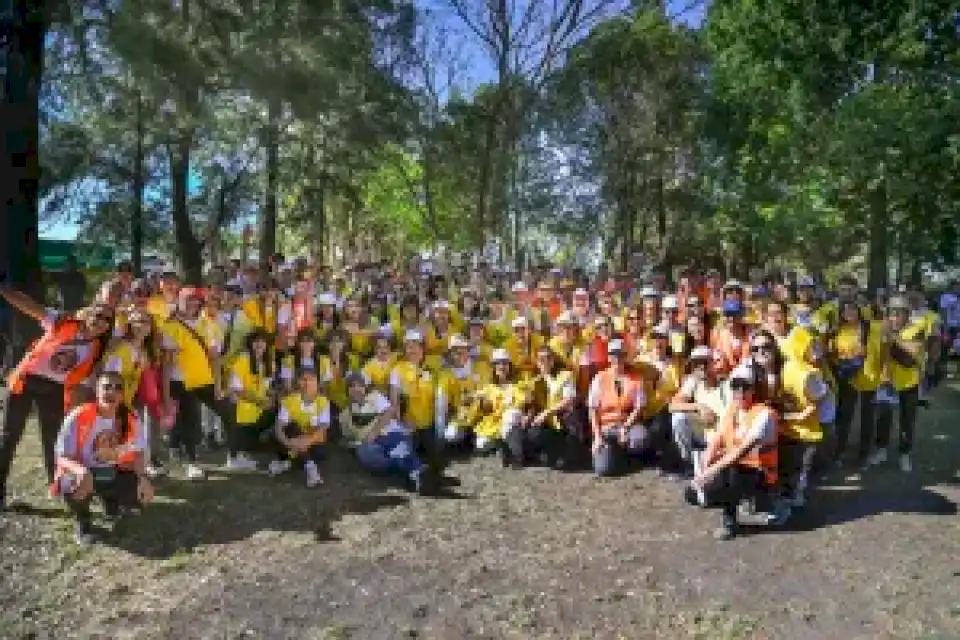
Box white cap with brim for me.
[491,348,511,363]
[404,329,424,343]
[690,346,712,360]
[608,339,625,353]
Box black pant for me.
[229,408,277,456]
[715,466,772,523]
[169,382,229,462]
[875,386,919,454]
[412,428,445,473]
[833,384,876,463]
[505,410,583,466]
[65,469,140,523]
[0,375,66,492]
[274,423,325,465]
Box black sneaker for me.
[74,521,98,546]
[0,487,6,512]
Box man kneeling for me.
[53,372,154,546]
[341,373,435,495]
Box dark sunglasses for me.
[730,381,751,392]
[99,382,123,392]
[751,343,774,353]
[627,315,640,321]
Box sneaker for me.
[899,454,912,473]
[867,448,888,467]
[0,488,6,512]
[144,464,167,480]
[268,459,292,476]
[73,521,98,546]
[304,461,323,488]
[226,453,259,471]
[714,516,737,540]
[766,499,792,526]
[185,464,206,480]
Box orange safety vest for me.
[291,295,314,334]
[718,403,778,486]
[50,403,140,496]
[593,368,641,428]
[6,318,102,409]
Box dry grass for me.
[1,384,959,640]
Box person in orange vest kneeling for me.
[589,339,648,476]
[52,371,154,546]
[690,364,778,540]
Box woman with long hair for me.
[226,329,276,470]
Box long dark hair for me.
[245,329,274,378]
[292,329,323,373]
[97,371,133,441]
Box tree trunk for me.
[131,90,145,275]
[0,0,46,367]
[867,183,888,292]
[170,133,202,284]
[260,97,280,268]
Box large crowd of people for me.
[0,255,954,545]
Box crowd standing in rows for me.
[0,256,955,545]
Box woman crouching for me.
[53,371,155,546]
[691,364,779,541]
[270,367,330,487]
[342,372,435,495]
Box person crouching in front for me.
[52,371,155,546]
[270,367,329,487]
[344,372,434,494]
[691,365,778,541]
[589,339,648,477]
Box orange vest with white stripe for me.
[718,403,779,486]
[50,403,140,496]
[6,318,102,409]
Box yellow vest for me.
[280,393,330,438]
[833,321,883,391]
[504,334,544,377]
[106,340,146,406]
[362,355,398,393]
[530,369,573,430]
[781,359,823,443]
[163,318,215,390]
[889,323,924,391]
[474,382,527,441]
[391,361,436,430]
[547,336,584,371]
[230,353,271,425]
[439,363,491,425]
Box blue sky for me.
[44,0,706,243]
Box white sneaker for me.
[186,464,206,480]
[145,464,167,480]
[226,453,259,471]
[899,454,912,473]
[867,448,888,467]
[304,461,324,488]
[169,449,182,464]
[268,459,292,476]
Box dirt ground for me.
[1,384,958,640]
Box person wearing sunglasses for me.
[692,365,778,540]
[670,346,728,482]
[0,285,114,511]
[589,339,648,477]
[52,371,154,545]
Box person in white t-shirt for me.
[342,373,433,494]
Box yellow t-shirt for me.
[229,353,272,425]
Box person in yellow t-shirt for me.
[269,367,329,487]
[473,348,529,464]
[866,296,925,473]
[227,329,276,471]
[389,330,444,472]
[514,345,579,469]
[829,300,882,467]
[436,334,490,445]
[362,334,398,394]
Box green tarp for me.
[39,238,115,271]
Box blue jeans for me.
[356,431,423,477]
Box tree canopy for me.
[3,0,957,285]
